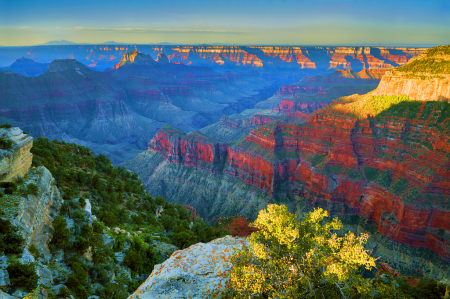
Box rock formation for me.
[0,57,49,77]
[13,166,62,261]
[156,52,170,64]
[0,51,290,163]
[0,45,425,72]
[128,235,248,299]
[0,127,33,182]
[125,45,450,279]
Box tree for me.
[51,215,70,251]
[227,204,396,299]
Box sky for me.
[0,0,449,46]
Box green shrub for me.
[0,217,24,255]
[51,215,70,250]
[26,183,39,196]
[28,244,40,260]
[0,138,13,150]
[6,261,38,291]
[0,182,17,194]
[0,123,12,129]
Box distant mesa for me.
[46,59,90,73]
[156,52,170,64]
[39,40,78,46]
[112,49,155,69]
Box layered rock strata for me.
[0,127,33,182]
[128,235,248,299]
[126,46,450,279]
[2,45,425,72]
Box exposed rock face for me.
[256,69,382,111]
[128,235,248,299]
[13,166,62,261]
[0,52,291,163]
[373,47,450,101]
[373,73,450,101]
[0,45,424,72]
[156,53,170,64]
[113,49,155,69]
[0,127,33,182]
[125,46,450,279]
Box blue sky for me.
[0,0,449,46]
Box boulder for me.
[128,235,248,299]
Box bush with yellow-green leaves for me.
[225,204,399,299]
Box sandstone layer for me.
[0,127,33,182]
[128,235,248,299]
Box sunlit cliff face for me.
[21,45,426,71]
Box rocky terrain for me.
[125,45,450,279]
[0,45,425,72]
[128,235,248,299]
[0,50,301,164]
[0,127,228,298]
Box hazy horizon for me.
[1,0,449,47]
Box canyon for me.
[0,45,418,164]
[0,50,300,163]
[125,45,450,279]
[0,45,425,72]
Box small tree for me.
[227,204,396,299]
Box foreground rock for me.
[0,127,33,182]
[128,235,248,299]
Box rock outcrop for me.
[0,127,33,182]
[156,53,170,64]
[13,166,62,261]
[113,49,155,69]
[128,235,248,299]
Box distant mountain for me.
[39,40,79,45]
[100,41,127,45]
[0,57,49,76]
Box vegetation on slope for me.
[2,137,229,299]
[394,45,450,75]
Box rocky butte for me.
[125,45,450,279]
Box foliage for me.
[226,204,399,299]
[0,123,12,129]
[0,181,17,195]
[123,235,161,275]
[22,287,41,299]
[51,215,70,251]
[28,244,40,260]
[7,261,39,292]
[25,183,39,197]
[0,217,24,255]
[0,138,13,150]
[395,58,450,75]
[396,277,447,298]
[28,137,229,298]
